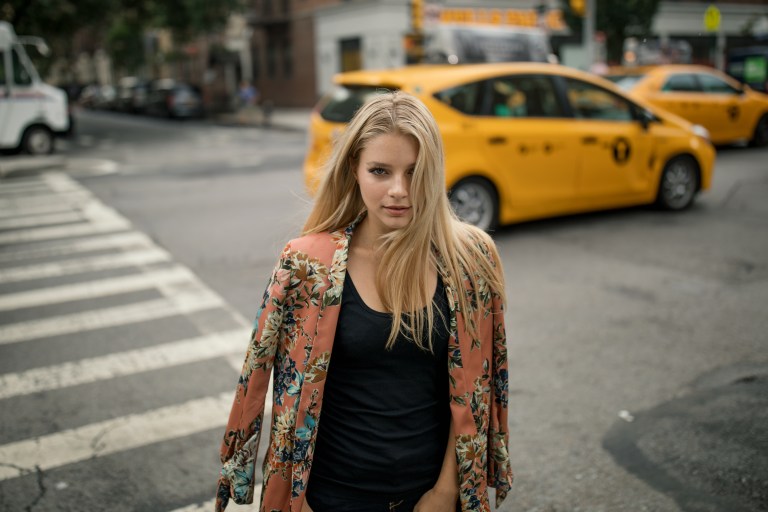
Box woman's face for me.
[355,132,418,237]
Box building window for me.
[267,40,278,78]
[283,40,292,78]
[340,38,362,73]
[252,43,261,80]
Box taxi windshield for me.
[319,85,396,123]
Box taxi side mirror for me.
[638,109,656,131]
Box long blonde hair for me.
[303,91,505,350]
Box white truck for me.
[0,21,69,155]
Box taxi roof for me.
[333,63,600,92]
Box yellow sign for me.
[704,5,721,32]
[438,8,567,32]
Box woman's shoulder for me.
[280,228,347,264]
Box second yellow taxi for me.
[607,64,768,147]
[304,63,716,231]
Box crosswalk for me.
[0,172,266,511]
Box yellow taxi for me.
[606,64,768,147]
[304,63,716,231]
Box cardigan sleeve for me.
[488,290,513,507]
[216,242,293,511]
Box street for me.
[0,109,766,512]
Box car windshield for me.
[319,85,395,123]
[604,74,646,91]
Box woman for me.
[216,92,512,512]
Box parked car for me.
[304,63,716,231]
[145,79,204,119]
[606,64,768,147]
[115,76,149,114]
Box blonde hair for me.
[303,91,505,350]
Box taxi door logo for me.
[612,137,632,165]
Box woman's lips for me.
[384,206,410,216]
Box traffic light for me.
[412,0,423,32]
[570,0,585,17]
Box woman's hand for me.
[300,499,314,512]
[413,486,458,512]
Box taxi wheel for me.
[750,114,768,147]
[22,126,54,156]
[656,156,699,211]
[449,177,499,232]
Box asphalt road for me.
[0,109,766,512]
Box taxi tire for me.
[749,114,768,148]
[21,125,55,156]
[448,177,499,232]
[656,155,700,211]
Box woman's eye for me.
[369,167,386,175]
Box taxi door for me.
[646,73,710,129]
[695,72,751,142]
[474,74,579,217]
[561,77,654,202]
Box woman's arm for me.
[414,419,459,511]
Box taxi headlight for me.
[692,124,710,141]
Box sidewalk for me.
[215,106,313,132]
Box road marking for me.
[0,266,193,311]
[0,284,224,345]
[0,247,171,283]
[0,190,91,208]
[169,488,263,512]
[0,210,85,230]
[0,201,75,219]
[0,329,246,399]
[0,182,50,195]
[0,391,233,481]
[0,216,129,245]
[0,232,152,263]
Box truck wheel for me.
[449,177,499,231]
[22,126,54,155]
[750,114,768,147]
[656,155,699,211]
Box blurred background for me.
[1,0,768,511]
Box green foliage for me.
[560,0,661,63]
[1,0,242,77]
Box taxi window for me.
[433,81,484,115]
[487,75,563,118]
[697,73,739,94]
[0,50,5,87]
[661,74,700,92]
[319,85,392,123]
[564,78,633,121]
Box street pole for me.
[583,0,595,70]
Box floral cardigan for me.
[216,219,513,512]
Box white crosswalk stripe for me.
[0,246,171,283]
[0,283,225,345]
[0,266,193,311]
[0,329,246,400]
[0,210,85,229]
[0,172,258,509]
[169,489,262,512]
[0,391,233,481]
[0,201,75,219]
[0,231,152,263]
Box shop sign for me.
[438,8,567,32]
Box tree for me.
[1,0,242,80]
[560,0,661,64]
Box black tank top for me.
[308,274,451,500]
